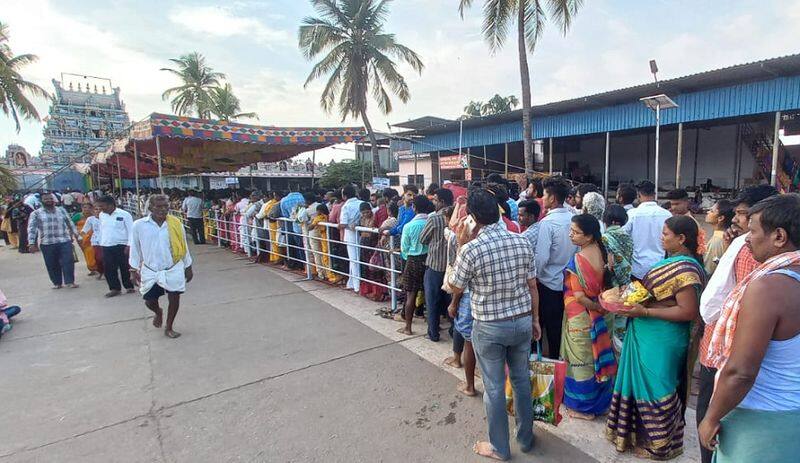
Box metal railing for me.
[166,208,402,312]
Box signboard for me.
[372,177,390,190]
[224,177,239,185]
[465,169,472,181]
[209,177,227,190]
[439,155,464,170]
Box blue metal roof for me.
[410,55,800,154]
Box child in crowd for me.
[0,288,21,337]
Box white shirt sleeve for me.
[128,222,142,270]
[124,211,134,245]
[699,234,747,324]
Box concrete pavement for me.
[0,244,593,463]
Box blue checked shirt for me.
[28,206,78,246]
[449,221,536,322]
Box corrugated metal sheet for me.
[413,75,800,153]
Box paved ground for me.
[0,244,594,463]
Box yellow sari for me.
[262,199,282,263]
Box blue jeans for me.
[1,306,21,333]
[472,316,534,460]
[423,268,450,341]
[40,241,75,286]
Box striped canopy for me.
[94,113,365,178]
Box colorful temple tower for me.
[40,73,129,167]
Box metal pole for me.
[436,151,442,185]
[548,137,553,174]
[389,235,397,313]
[676,123,683,189]
[311,150,316,188]
[115,153,122,193]
[504,143,509,176]
[604,132,610,199]
[133,141,140,215]
[414,152,418,186]
[155,135,164,194]
[654,103,661,200]
[771,111,781,188]
[458,120,463,157]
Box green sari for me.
[605,255,705,461]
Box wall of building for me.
[549,122,759,190]
[397,156,433,187]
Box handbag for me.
[72,244,80,263]
[504,341,566,426]
[441,232,455,293]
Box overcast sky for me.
[3,0,800,164]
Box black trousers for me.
[103,244,133,291]
[188,217,205,244]
[537,281,565,359]
[696,364,717,463]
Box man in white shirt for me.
[129,195,193,339]
[97,195,135,297]
[622,181,672,279]
[235,194,251,255]
[181,190,205,245]
[339,185,363,292]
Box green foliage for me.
[206,83,257,121]
[0,21,51,132]
[319,159,373,189]
[0,165,17,194]
[161,52,226,118]
[461,94,519,119]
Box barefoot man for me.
[128,195,193,339]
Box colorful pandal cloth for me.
[606,255,705,460]
[562,254,617,416]
[713,407,800,463]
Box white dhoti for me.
[139,261,187,295]
[344,228,360,292]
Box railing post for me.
[304,227,313,281]
[389,234,397,313]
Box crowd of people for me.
[1,188,193,338]
[3,175,800,462]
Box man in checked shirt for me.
[449,188,540,461]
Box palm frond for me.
[482,0,516,52]
[298,18,348,59]
[523,0,547,51]
[458,0,475,18]
[546,0,584,35]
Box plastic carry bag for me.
[505,341,567,426]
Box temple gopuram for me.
[40,73,130,167]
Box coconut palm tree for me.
[0,21,50,133]
[299,0,424,177]
[458,0,584,175]
[161,52,226,119]
[206,83,258,121]
[482,94,519,115]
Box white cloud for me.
[168,6,290,46]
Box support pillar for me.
[676,123,683,189]
[155,135,164,194]
[548,137,553,174]
[133,141,140,215]
[603,132,610,199]
[771,111,782,188]
[504,143,509,177]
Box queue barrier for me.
[162,208,401,313]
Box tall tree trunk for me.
[360,109,380,180]
[518,2,534,177]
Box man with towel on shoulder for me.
[129,194,193,339]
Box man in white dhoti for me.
[129,195,193,339]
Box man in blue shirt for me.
[339,184,364,292]
[280,185,306,270]
[534,176,578,359]
[386,185,418,237]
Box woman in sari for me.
[358,202,382,300]
[563,214,617,420]
[606,215,706,460]
[602,205,634,353]
[309,204,337,282]
[74,202,99,276]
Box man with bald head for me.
[129,195,193,339]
